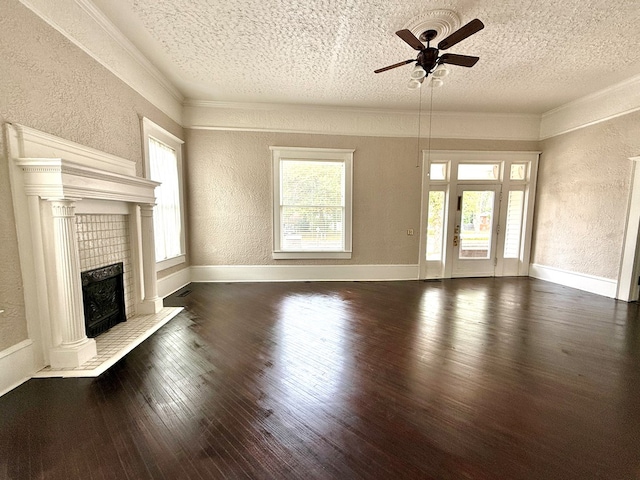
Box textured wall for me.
[187,129,538,266]
[532,111,640,279]
[0,0,184,351]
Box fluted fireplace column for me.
[138,203,163,314]
[47,198,97,368]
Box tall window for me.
[271,147,354,259]
[142,118,185,270]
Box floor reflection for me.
[272,293,350,405]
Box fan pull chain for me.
[426,81,434,166]
[416,82,424,168]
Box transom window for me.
[271,146,353,259]
[457,163,500,180]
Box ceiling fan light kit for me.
[407,78,424,89]
[407,64,449,90]
[411,65,427,79]
[432,64,450,79]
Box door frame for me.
[419,150,540,280]
[616,155,640,301]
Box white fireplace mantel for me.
[6,123,162,370]
[16,158,159,204]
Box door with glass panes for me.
[420,152,538,279]
[452,185,501,277]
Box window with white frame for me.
[271,146,354,259]
[141,117,186,270]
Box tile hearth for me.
[33,307,183,378]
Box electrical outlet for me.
[407,229,414,236]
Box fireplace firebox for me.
[81,262,126,338]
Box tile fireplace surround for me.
[6,123,182,377]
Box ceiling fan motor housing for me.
[417,48,439,74]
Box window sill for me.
[156,254,186,272]
[273,251,352,260]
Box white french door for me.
[419,151,539,279]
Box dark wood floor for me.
[2,278,640,479]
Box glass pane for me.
[504,191,524,258]
[459,190,495,259]
[281,206,344,251]
[280,159,345,252]
[510,164,526,180]
[149,137,182,261]
[426,191,445,261]
[458,163,499,180]
[429,163,447,180]
[281,161,344,206]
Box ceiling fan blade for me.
[439,53,479,67]
[437,19,484,50]
[396,29,424,50]
[374,59,415,74]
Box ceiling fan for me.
[375,19,484,81]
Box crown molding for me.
[183,101,541,141]
[18,0,183,124]
[540,73,640,139]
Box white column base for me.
[49,338,97,368]
[137,297,163,315]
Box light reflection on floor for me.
[412,285,496,407]
[273,293,349,406]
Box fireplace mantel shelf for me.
[16,157,160,204]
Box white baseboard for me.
[0,339,36,397]
[158,267,191,298]
[190,264,420,283]
[529,263,618,298]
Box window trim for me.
[141,117,186,271]
[270,146,354,260]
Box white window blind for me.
[141,117,185,271]
[280,160,345,251]
[149,137,182,262]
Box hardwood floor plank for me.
[2,278,640,479]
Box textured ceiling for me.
[91,0,640,114]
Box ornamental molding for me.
[402,10,461,44]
